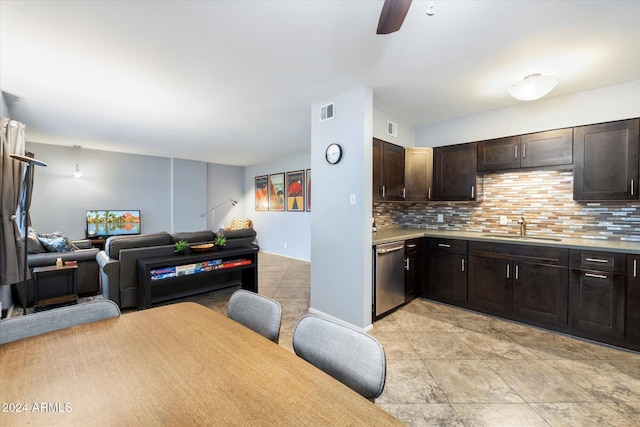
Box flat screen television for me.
[86,210,141,238]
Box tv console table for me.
[137,246,258,310]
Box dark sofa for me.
[97,229,257,309]
[18,238,101,307]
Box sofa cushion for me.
[171,230,215,244]
[37,232,78,252]
[106,232,172,259]
[220,228,256,240]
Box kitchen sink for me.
[482,233,563,242]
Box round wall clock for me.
[325,143,343,164]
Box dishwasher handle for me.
[377,245,405,254]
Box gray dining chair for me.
[0,299,121,345]
[227,289,282,343]
[292,314,387,401]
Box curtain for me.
[0,117,27,312]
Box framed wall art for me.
[286,170,305,212]
[268,173,285,211]
[255,175,269,211]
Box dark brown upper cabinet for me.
[373,138,404,201]
[404,147,433,201]
[573,118,639,201]
[433,143,478,201]
[477,128,573,172]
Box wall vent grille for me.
[320,103,335,122]
[387,121,398,137]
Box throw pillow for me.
[38,232,78,252]
[27,229,47,254]
[227,218,252,230]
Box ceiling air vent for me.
[320,103,334,122]
[387,121,398,137]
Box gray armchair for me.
[0,300,121,345]
[292,314,387,401]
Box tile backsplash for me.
[374,168,640,241]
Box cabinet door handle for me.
[406,244,416,248]
[461,258,465,272]
[402,187,406,199]
[428,187,431,200]
[522,143,526,158]
[585,258,608,263]
[514,145,518,159]
[382,185,385,198]
[585,273,608,279]
[515,264,519,280]
[632,179,635,196]
[506,264,510,279]
[438,243,451,248]
[634,259,637,278]
[405,258,410,271]
[471,186,475,198]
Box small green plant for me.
[174,240,188,253]
[214,235,227,247]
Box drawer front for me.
[427,238,467,254]
[570,250,626,273]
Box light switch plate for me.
[499,215,508,225]
[350,193,356,205]
[437,214,444,223]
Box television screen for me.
[86,210,141,238]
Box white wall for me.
[373,108,415,147]
[310,87,373,329]
[0,90,10,118]
[206,163,245,232]
[415,80,640,146]
[243,152,310,261]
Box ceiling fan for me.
[376,0,413,34]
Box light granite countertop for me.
[372,227,640,254]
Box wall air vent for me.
[320,102,335,122]
[387,121,398,137]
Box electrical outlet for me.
[437,214,444,223]
[499,215,508,226]
[350,193,356,205]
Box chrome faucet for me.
[517,216,527,237]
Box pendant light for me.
[508,74,559,101]
[72,145,83,178]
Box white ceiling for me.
[1,0,639,166]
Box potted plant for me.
[174,240,188,255]
[214,234,227,250]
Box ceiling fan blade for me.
[376,0,413,34]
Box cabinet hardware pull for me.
[585,273,608,279]
[514,145,518,159]
[461,258,465,272]
[406,244,416,248]
[585,258,608,263]
[634,259,637,278]
[438,243,451,248]
[506,264,510,279]
[632,179,635,196]
[522,143,526,158]
[428,187,431,199]
[471,186,475,198]
[382,185,385,198]
[402,187,406,199]
[405,258,410,271]
[515,264,519,280]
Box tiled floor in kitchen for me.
[179,252,640,426]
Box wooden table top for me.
[0,302,402,426]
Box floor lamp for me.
[200,199,237,231]
[9,153,47,315]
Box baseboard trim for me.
[308,307,373,333]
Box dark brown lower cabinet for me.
[627,256,640,345]
[423,238,468,305]
[404,239,421,302]
[468,242,569,328]
[569,250,626,341]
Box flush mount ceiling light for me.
[508,73,559,101]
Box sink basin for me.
[482,233,562,242]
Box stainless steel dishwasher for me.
[374,241,406,317]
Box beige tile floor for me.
[179,252,640,426]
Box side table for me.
[32,264,78,311]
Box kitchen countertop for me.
[372,227,640,254]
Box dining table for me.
[0,302,402,426]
